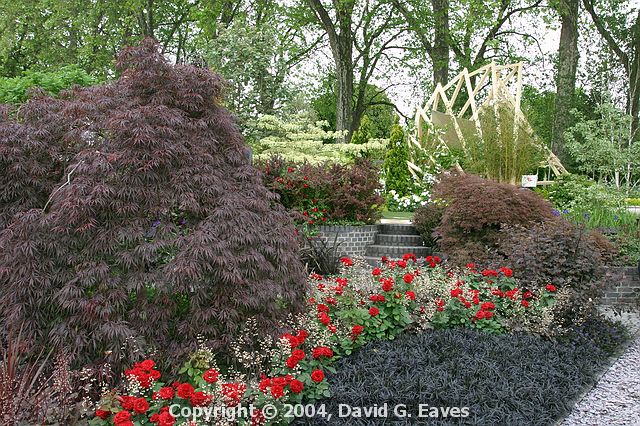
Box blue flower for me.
[552,209,561,217]
[562,209,569,214]
[152,220,161,228]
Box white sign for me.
[521,175,538,188]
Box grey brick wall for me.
[602,266,640,305]
[315,225,380,257]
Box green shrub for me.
[413,203,444,246]
[0,65,97,104]
[382,123,413,197]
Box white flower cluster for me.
[387,189,432,211]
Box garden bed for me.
[296,322,628,426]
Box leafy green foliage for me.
[382,123,413,197]
[0,66,97,104]
[565,100,638,186]
[249,112,386,164]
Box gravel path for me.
[561,309,640,426]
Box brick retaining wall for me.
[314,224,380,257]
[602,265,640,305]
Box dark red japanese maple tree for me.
[0,39,307,368]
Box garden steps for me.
[364,223,432,266]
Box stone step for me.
[379,223,419,235]
[375,233,424,246]
[365,245,432,257]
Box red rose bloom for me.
[177,383,195,399]
[318,312,331,325]
[405,291,416,300]
[546,284,557,292]
[499,267,513,277]
[271,385,285,399]
[289,379,304,394]
[475,310,486,320]
[352,325,364,336]
[397,260,407,268]
[311,369,325,383]
[312,346,334,359]
[191,391,211,406]
[372,267,382,276]
[521,300,529,308]
[328,324,337,333]
[203,369,220,384]
[139,360,155,371]
[158,387,174,400]
[316,304,330,313]
[481,302,496,310]
[119,396,135,410]
[381,279,393,292]
[133,397,149,414]
[113,410,132,426]
[466,263,476,269]
[286,356,299,369]
[95,409,110,420]
[291,349,306,361]
[403,273,414,284]
[340,257,354,266]
[450,288,463,297]
[369,307,380,316]
[485,311,494,319]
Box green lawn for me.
[382,210,414,220]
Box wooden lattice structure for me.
[409,62,567,183]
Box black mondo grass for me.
[296,328,619,425]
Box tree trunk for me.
[431,0,450,87]
[334,38,354,143]
[551,0,579,165]
[628,11,640,142]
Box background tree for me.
[551,0,580,164]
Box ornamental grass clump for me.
[0,38,307,370]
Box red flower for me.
[113,410,132,426]
[270,384,285,399]
[351,325,364,336]
[286,356,299,369]
[403,253,417,262]
[95,409,110,420]
[311,369,325,383]
[177,383,195,399]
[158,387,174,400]
[435,298,445,307]
[372,267,382,276]
[312,346,334,359]
[369,307,380,316]
[521,300,529,308]
[369,294,385,303]
[381,278,394,292]
[481,269,498,277]
[221,383,247,407]
[481,302,496,311]
[133,397,149,414]
[475,310,486,320]
[450,288,463,297]
[318,312,331,325]
[397,260,407,268]
[523,291,533,299]
[203,369,220,384]
[340,257,354,266]
[433,255,441,263]
[499,267,513,277]
[325,297,337,305]
[287,167,294,173]
[316,304,330,313]
[328,324,337,333]
[138,360,155,371]
[289,379,304,394]
[191,391,211,407]
[466,263,476,269]
[119,396,135,411]
[405,291,416,300]
[491,288,504,297]
[291,349,305,361]
[403,273,414,284]
[546,284,557,292]
[485,310,494,319]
